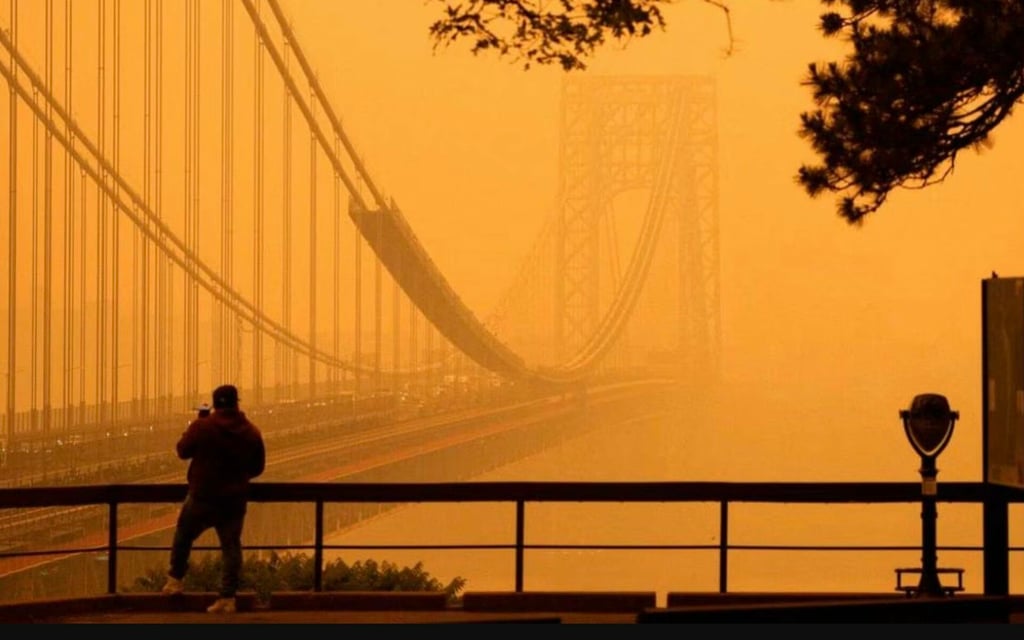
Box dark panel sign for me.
[983,276,1024,489]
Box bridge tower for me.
[554,75,720,383]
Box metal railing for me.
[1,480,1022,596]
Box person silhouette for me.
[161,385,265,613]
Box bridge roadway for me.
[0,387,526,527]
[0,379,676,600]
[0,385,591,552]
[0,394,404,558]
[0,391,387,488]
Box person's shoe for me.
[206,597,236,613]
[161,575,184,595]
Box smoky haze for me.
[2,0,1024,487]
[278,0,1024,483]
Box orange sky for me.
[3,0,1024,482]
[278,0,1024,481]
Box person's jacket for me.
[176,408,265,500]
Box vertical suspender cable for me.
[184,0,194,405]
[155,0,165,413]
[354,214,361,397]
[252,0,264,403]
[137,0,149,419]
[220,0,234,388]
[332,137,340,394]
[63,0,73,432]
[281,40,291,400]
[374,219,381,394]
[97,0,107,428]
[225,0,234,385]
[409,294,417,379]
[43,0,53,433]
[309,92,317,398]
[30,51,38,435]
[392,277,399,385]
[79,15,87,425]
[6,0,18,458]
[218,0,225,386]
[110,0,120,424]
[183,0,191,404]
[185,0,201,406]
[191,0,200,401]
[426,319,434,399]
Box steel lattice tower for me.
[555,75,720,383]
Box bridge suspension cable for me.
[0,26,368,375]
[251,0,690,386]
[0,1,705,421]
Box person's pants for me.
[168,494,248,598]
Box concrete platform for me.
[0,592,640,624]
[2,591,1023,624]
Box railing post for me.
[916,458,944,597]
[314,499,324,592]
[982,491,1009,595]
[515,499,524,592]
[718,500,728,593]
[107,500,118,595]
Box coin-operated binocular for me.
[899,393,959,597]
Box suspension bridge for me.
[0,0,720,473]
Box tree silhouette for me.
[428,0,673,71]
[798,1,1024,224]
[429,1,1024,224]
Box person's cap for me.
[212,385,240,408]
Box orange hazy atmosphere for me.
[283,0,1024,484]
[2,0,1024,483]
[4,0,1024,602]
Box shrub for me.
[129,552,467,604]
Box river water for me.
[324,388,1022,604]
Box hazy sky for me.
[3,0,1024,481]
[276,1,1024,480]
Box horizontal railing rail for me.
[1,481,1022,597]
